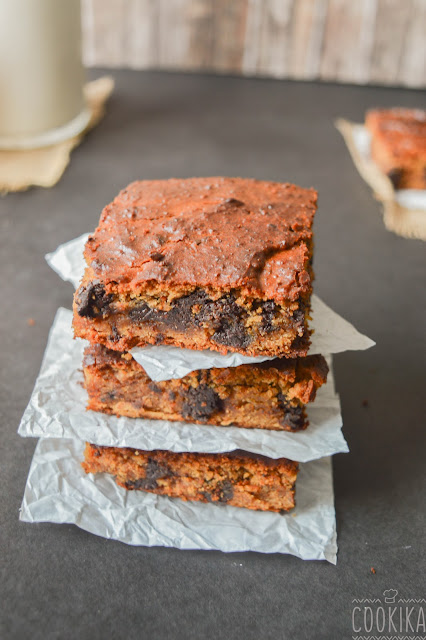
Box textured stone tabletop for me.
[0,70,424,640]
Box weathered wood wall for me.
[81,0,426,88]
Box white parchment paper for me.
[46,232,90,289]
[352,125,426,212]
[45,235,375,381]
[20,437,337,562]
[131,295,374,380]
[18,308,348,462]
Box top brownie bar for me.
[73,177,317,357]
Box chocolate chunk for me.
[128,290,251,348]
[150,252,165,261]
[181,384,223,421]
[197,295,250,349]
[202,480,233,503]
[292,304,305,328]
[148,382,161,394]
[129,302,159,324]
[126,459,173,491]
[212,318,250,349]
[163,291,209,331]
[290,334,309,353]
[387,168,403,189]
[77,283,113,318]
[129,291,207,331]
[109,325,121,342]
[218,480,234,503]
[101,390,116,402]
[195,294,237,330]
[223,198,244,207]
[261,300,277,333]
[282,407,304,431]
[277,393,304,430]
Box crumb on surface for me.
[362,399,369,408]
[27,318,35,326]
[370,567,376,574]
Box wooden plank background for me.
[81,0,426,88]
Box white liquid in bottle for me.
[0,0,89,148]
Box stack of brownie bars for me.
[73,177,329,514]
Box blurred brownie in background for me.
[366,108,426,189]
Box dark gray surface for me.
[0,70,425,640]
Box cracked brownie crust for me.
[82,443,298,512]
[366,108,426,190]
[83,344,328,431]
[73,177,317,357]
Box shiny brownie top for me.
[366,108,426,160]
[84,177,317,302]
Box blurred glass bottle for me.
[0,0,89,149]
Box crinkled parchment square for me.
[20,438,337,562]
[18,308,348,462]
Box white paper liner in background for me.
[20,438,337,562]
[18,308,348,462]
[45,234,375,381]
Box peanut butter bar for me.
[73,177,317,357]
[82,444,298,512]
[83,344,328,431]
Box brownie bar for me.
[83,344,328,431]
[73,177,317,357]
[82,443,298,512]
[366,108,426,189]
